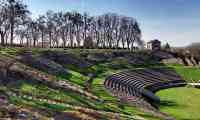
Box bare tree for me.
[37,15,46,47]
[6,0,29,45]
[1,0,143,49]
[0,2,9,46]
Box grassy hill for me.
[0,47,200,120]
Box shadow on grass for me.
[159,100,179,107]
[159,99,187,110]
[181,119,200,120]
[138,113,160,120]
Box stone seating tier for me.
[104,68,186,111]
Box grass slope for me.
[0,47,200,120]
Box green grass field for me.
[157,87,200,120]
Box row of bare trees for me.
[0,0,143,50]
[0,0,28,46]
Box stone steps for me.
[104,68,185,120]
[0,55,100,101]
[4,91,145,120]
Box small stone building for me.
[147,39,161,51]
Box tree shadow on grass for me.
[181,118,200,120]
[138,113,160,120]
[159,100,179,107]
[159,99,187,109]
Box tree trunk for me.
[49,32,52,48]
[70,24,73,48]
[0,31,5,46]
[26,37,29,47]
[96,32,100,48]
[10,23,14,45]
[127,39,130,50]
[41,31,44,48]
[10,9,15,46]
[33,39,36,47]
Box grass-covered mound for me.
[0,47,200,120]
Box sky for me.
[24,0,200,47]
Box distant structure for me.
[147,39,161,51]
[164,43,171,51]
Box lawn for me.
[174,67,200,82]
[157,87,200,120]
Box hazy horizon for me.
[24,0,200,47]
